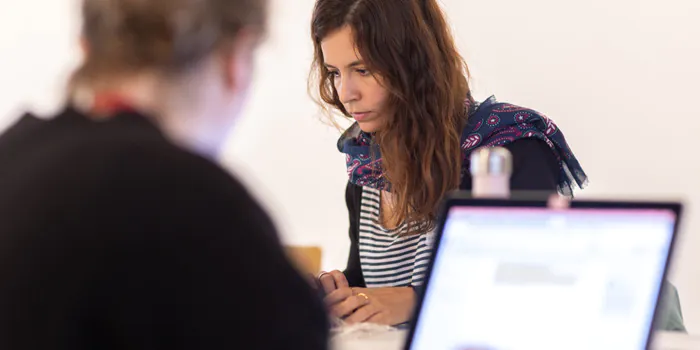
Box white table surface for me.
[331,328,406,350]
[331,329,700,350]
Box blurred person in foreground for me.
[0,0,328,348]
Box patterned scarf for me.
[337,96,588,196]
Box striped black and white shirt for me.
[358,187,434,288]
[343,139,562,289]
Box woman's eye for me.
[356,69,370,76]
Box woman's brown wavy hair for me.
[309,0,473,232]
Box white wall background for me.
[1,0,699,333]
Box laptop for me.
[405,193,682,350]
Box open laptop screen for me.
[409,205,677,350]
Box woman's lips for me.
[351,111,372,121]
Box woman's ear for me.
[79,36,90,59]
[220,30,259,93]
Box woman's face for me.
[321,25,390,133]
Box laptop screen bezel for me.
[403,192,682,350]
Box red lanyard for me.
[90,92,137,116]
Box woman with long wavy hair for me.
[309,0,588,326]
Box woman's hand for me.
[317,270,349,295]
[324,286,416,326]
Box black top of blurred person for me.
[0,106,329,349]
